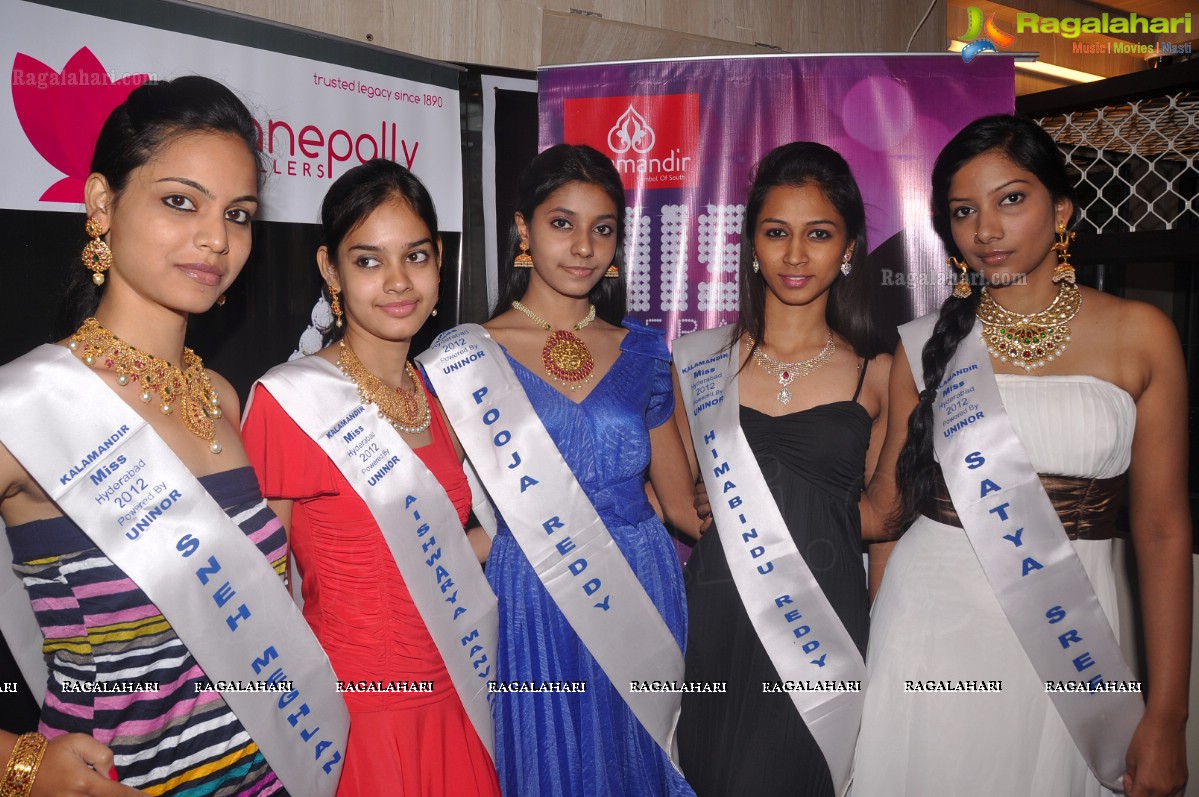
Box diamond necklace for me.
[746,331,836,405]
[511,301,597,390]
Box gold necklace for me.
[336,341,431,434]
[511,301,597,390]
[68,317,224,454]
[746,331,836,405]
[976,281,1082,371]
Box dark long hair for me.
[492,144,627,325]
[893,114,1078,532]
[54,76,261,337]
[318,158,440,345]
[732,141,884,363]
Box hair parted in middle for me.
[317,158,441,345]
[493,143,627,325]
[893,114,1078,533]
[732,140,885,364]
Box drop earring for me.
[330,285,343,329]
[949,256,972,299]
[514,242,533,268]
[1051,222,1076,284]
[82,217,112,285]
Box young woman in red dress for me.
[242,159,498,796]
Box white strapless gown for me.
[852,374,1136,797]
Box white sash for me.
[899,315,1142,791]
[673,326,864,795]
[0,345,348,796]
[249,355,499,758]
[416,324,685,762]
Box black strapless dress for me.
[678,388,872,797]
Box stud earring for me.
[1051,222,1076,285]
[514,242,533,269]
[949,256,972,299]
[330,285,343,328]
[82,217,112,286]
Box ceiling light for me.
[948,40,1105,83]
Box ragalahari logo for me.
[12,48,149,202]
[959,7,1016,63]
[564,94,699,190]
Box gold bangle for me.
[1,732,47,797]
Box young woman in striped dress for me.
[0,77,301,796]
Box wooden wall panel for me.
[475,0,544,69]
[188,0,950,70]
[540,10,763,65]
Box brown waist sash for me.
[922,471,1126,539]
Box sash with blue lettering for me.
[899,314,1142,790]
[416,324,686,763]
[0,345,348,797]
[250,356,499,757]
[674,326,864,795]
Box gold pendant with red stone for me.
[542,330,595,390]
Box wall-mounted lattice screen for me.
[1037,90,1198,234]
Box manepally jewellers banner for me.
[539,55,1013,338]
[1,0,462,229]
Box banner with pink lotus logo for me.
[539,56,1014,334]
[1,0,461,228]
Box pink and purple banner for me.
[538,54,1014,338]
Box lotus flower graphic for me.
[607,106,656,155]
[12,48,149,202]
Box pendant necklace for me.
[511,300,597,390]
[746,331,836,405]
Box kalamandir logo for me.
[608,106,656,155]
[959,7,1015,63]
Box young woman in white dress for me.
[854,115,1189,797]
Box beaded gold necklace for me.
[336,341,431,434]
[68,317,224,453]
[976,281,1082,371]
[511,301,597,390]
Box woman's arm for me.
[860,342,919,542]
[861,354,893,485]
[0,730,146,796]
[649,366,703,540]
[1121,304,1191,797]
[867,541,896,604]
[669,366,711,534]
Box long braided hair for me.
[892,115,1078,532]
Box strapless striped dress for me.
[7,466,289,796]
